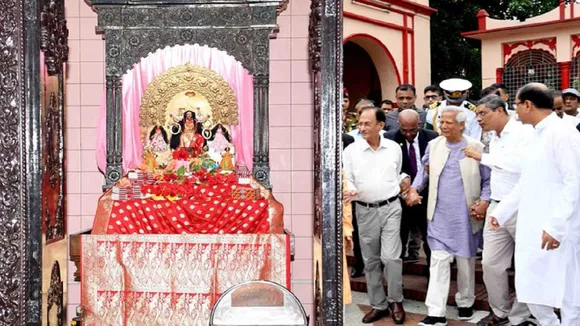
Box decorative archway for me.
[343,41,382,107]
[502,49,560,96]
[90,0,284,189]
[344,33,401,102]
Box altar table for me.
[93,190,271,235]
[81,233,290,326]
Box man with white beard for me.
[490,83,580,325]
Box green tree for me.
[430,0,560,96]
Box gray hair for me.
[355,99,375,112]
[440,106,468,123]
[476,94,508,115]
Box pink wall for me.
[64,0,314,323]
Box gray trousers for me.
[482,200,530,325]
[356,199,404,310]
[408,227,422,257]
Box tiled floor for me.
[345,291,489,326]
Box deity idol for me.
[220,147,234,171]
[170,110,205,157]
[148,125,169,153]
[209,124,231,153]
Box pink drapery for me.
[95,44,254,174]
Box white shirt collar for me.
[405,133,419,144]
[498,118,518,138]
[535,112,558,131]
[360,135,390,151]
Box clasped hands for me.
[469,200,489,221]
[405,188,422,206]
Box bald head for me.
[515,82,554,126]
[397,109,421,141]
[516,82,553,110]
[529,82,549,91]
[398,109,420,125]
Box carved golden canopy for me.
[140,64,239,127]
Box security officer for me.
[425,78,482,140]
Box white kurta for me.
[561,111,580,127]
[492,113,580,308]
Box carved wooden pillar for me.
[309,0,343,321]
[560,61,572,90]
[104,74,123,189]
[253,74,271,187]
[1,0,44,320]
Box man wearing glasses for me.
[464,94,534,326]
[490,83,580,325]
[423,85,442,109]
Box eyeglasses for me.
[424,95,439,100]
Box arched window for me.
[503,50,560,96]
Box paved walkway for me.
[345,291,489,325]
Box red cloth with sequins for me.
[105,181,270,235]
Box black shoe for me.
[418,316,447,326]
[403,255,420,263]
[458,306,474,321]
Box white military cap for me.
[439,78,473,100]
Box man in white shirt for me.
[344,106,409,324]
[490,83,580,326]
[463,94,533,326]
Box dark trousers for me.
[351,204,365,272]
[400,202,431,267]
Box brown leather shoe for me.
[476,312,509,325]
[390,302,406,324]
[362,308,390,324]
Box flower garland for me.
[141,168,238,200]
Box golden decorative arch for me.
[140,63,239,127]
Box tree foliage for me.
[430,0,561,94]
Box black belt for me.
[354,196,398,208]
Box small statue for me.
[147,125,169,153]
[210,124,230,153]
[170,110,205,157]
[219,147,234,171]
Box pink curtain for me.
[95,44,254,174]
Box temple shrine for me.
[0,0,346,321]
[59,0,305,323]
